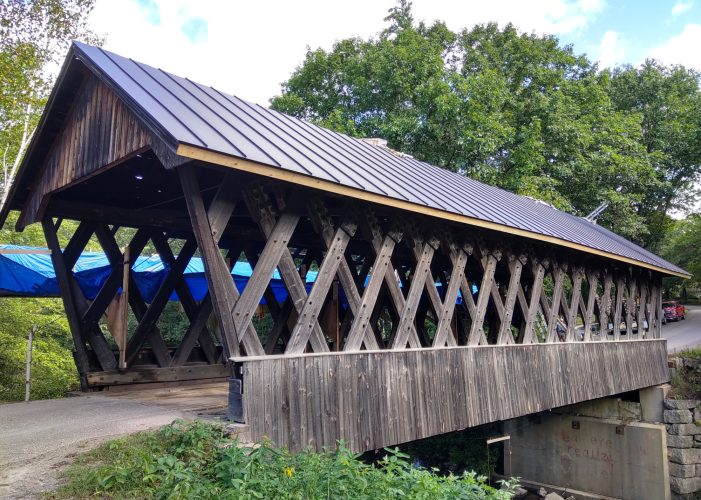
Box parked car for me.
[662,300,686,322]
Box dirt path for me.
[0,395,194,499]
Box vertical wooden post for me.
[653,278,664,339]
[638,279,647,338]
[118,247,129,368]
[25,325,36,402]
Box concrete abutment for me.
[504,385,674,500]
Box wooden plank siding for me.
[238,340,669,452]
[19,76,152,227]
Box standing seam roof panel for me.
[225,95,378,189]
[242,100,400,195]
[191,83,342,177]
[100,50,208,147]
[67,42,687,276]
[156,68,281,165]
[311,124,470,213]
[269,109,438,205]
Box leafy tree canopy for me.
[661,214,701,297]
[271,0,701,248]
[0,0,101,208]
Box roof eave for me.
[176,142,691,279]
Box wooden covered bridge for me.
[0,43,686,452]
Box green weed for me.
[50,420,518,499]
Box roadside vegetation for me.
[669,347,701,400]
[50,420,517,499]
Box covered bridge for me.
[0,42,685,452]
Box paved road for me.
[663,304,701,352]
[0,395,191,499]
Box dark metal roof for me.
[3,42,689,277]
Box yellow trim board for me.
[176,143,689,279]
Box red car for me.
[662,300,686,322]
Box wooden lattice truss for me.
[42,168,664,385]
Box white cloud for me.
[672,1,694,16]
[87,0,607,105]
[411,0,605,36]
[649,24,701,69]
[597,30,624,68]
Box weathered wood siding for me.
[240,340,669,452]
[21,76,151,226]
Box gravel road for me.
[0,395,191,499]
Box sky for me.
[87,0,701,106]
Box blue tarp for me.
[0,245,476,306]
[0,245,318,304]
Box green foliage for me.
[609,62,701,250]
[52,420,518,499]
[660,214,701,297]
[0,297,78,400]
[394,425,501,477]
[271,2,701,246]
[1,0,102,206]
[669,352,701,399]
[0,210,92,401]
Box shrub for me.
[0,298,78,400]
[51,421,518,499]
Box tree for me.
[0,0,101,208]
[271,2,700,245]
[608,62,701,250]
[660,214,701,298]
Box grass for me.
[677,347,701,360]
[49,420,519,499]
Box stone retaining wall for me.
[665,399,701,498]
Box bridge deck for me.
[235,340,669,452]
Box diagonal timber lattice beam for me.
[582,270,600,342]
[518,259,546,344]
[545,263,566,343]
[94,226,171,367]
[468,246,500,346]
[599,272,613,340]
[306,200,380,350]
[244,185,329,353]
[42,218,118,372]
[286,209,358,353]
[125,237,197,364]
[180,166,242,358]
[150,232,218,365]
[392,235,439,349]
[42,217,92,377]
[433,240,469,347]
[345,214,403,351]
[231,214,299,352]
[497,253,526,345]
[565,267,584,342]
